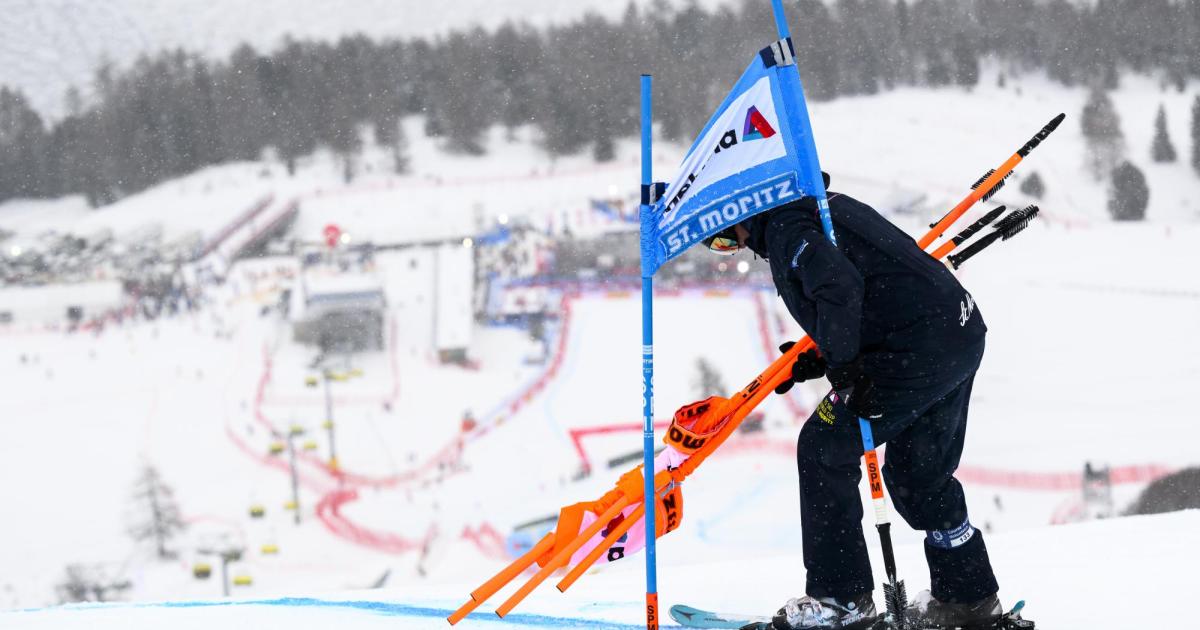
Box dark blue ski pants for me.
[797,339,999,604]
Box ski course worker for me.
[702,180,1002,630]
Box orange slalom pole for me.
[930,229,968,260]
[559,337,818,595]
[454,129,1065,619]
[677,151,1012,476]
[741,117,1065,410]
[918,155,1019,251]
[447,532,556,625]
[495,496,631,618]
[707,335,814,425]
[917,113,1064,250]
[683,172,1011,476]
[674,340,811,482]
[471,531,554,602]
[447,590,489,625]
[927,206,1007,261]
[557,501,648,593]
[553,351,806,599]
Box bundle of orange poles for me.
[447,113,1064,626]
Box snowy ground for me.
[4,510,1197,628]
[1,71,1198,629]
[2,221,1196,623]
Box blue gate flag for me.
[641,39,827,276]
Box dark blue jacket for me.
[745,193,986,380]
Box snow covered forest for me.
[3,0,1200,207]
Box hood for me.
[744,172,831,259]
[744,209,774,259]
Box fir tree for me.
[1192,95,1200,175]
[55,564,131,604]
[376,117,410,174]
[127,465,186,560]
[952,34,981,88]
[1107,161,1149,221]
[1019,171,1046,199]
[1151,104,1177,163]
[0,88,50,202]
[593,134,616,162]
[1081,89,1126,181]
[692,357,728,400]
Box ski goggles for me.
[702,227,741,254]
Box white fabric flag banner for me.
[642,40,828,275]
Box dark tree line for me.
[3,0,1200,207]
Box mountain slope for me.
[4,510,1196,628]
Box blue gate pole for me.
[769,0,837,243]
[769,0,903,609]
[638,73,659,630]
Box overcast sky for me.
[0,0,733,119]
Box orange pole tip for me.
[468,532,554,604]
[447,596,483,625]
[646,592,660,629]
[496,498,630,617]
[557,502,646,593]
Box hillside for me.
[0,57,1197,630]
[4,68,1197,248]
[4,510,1196,628]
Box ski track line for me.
[752,289,808,420]
[563,289,794,472]
[236,286,1174,560]
[299,289,775,556]
[242,351,454,555]
[227,389,452,557]
[5,596,656,628]
[300,295,585,555]
[233,296,578,556]
[313,489,433,555]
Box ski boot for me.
[771,593,880,630]
[904,590,1034,630]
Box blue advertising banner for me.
[642,39,828,275]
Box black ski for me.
[668,600,1034,630]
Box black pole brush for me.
[947,205,1040,269]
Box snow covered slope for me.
[5,510,1197,628]
[1,52,1196,629]
[5,69,1196,249]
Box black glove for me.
[774,341,827,395]
[826,358,884,420]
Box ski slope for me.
[3,240,1194,617]
[1,69,1198,628]
[4,510,1197,628]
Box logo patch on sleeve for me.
[790,240,809,269]
[816,396,837,425]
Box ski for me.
[669,604,888,630]
[902,601,1035,630]
[668,603,774,629]
[669,601,1033,630]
